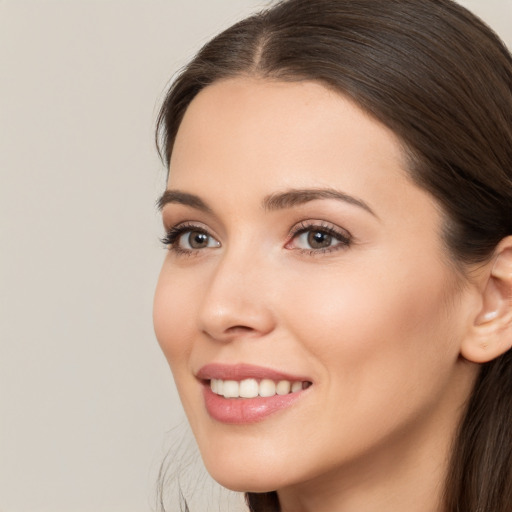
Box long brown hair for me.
[156,1,512,510]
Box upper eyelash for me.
[288,221,352,247]
[160,222,210,248]
[160,221,352,254]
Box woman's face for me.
[154,78,477,496]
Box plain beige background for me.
[0,1,510,511]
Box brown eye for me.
[288,224,352,253]
[188,231,210,249]
[176,229,220,251]
[307,230,333,249]
[161,224,221,253]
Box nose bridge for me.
[198,241,275,341]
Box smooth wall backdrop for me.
[0,1,510,511]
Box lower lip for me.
[203,385,306,424]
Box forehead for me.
[170,77,408,185]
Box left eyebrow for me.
[263,188,378,218]
[157,190,213,213]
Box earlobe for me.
[461,236,512,364]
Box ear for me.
[461,236,512,364]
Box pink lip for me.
[196,363,310,382]
[197,363,312,425]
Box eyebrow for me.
[263,188,377,217]
[157,190,213,213]
[157,187,377,218]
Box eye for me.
[295,230,336,249]
[161,224,221,253]
[286,222,351,253]
[179,230,219,250]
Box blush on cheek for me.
[296,263,453,371]
[153,282,191,360]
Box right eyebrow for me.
[263,187,378,218]
[157,190,213,213]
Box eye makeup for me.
[286,220,352,255]
[161,222,220,255]
[161,218,353,258]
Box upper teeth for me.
[210,378,308,398]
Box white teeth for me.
[239,378,259,398]
[209,378,310,398]
[222,380,239,398]
[276,380,291,395]
[291,381,303,393]
[259,379,276,397]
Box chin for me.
[207,470,279,494]
[199,445,292,493]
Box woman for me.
[153,0,512,510]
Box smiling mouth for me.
[209,378,312,399]
[199,365,313,423]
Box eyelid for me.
[161,221,221,254]
[288,220,352,239]
[285,220,352,253]
[161,219,352,256]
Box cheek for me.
[153,265,196,370]
[153,267,207,428]
[264,263,462,473]
[283,261,459,406]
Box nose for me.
[197,248,277,342]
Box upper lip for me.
[196,363,311,383]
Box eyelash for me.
[286,221,352,255]
[160,222,213,256]
[161,221,352,255]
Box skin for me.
[153,78,482,512]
